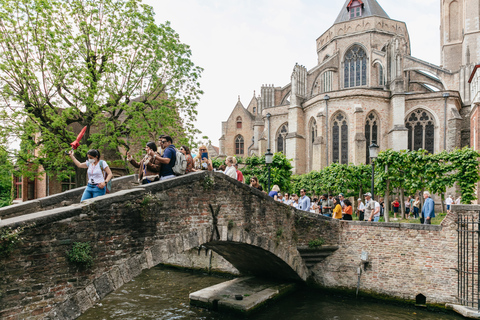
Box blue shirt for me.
[268,191,278,198]
[299,195,311,211]
[160,145,176,177]
[422,197,435,219]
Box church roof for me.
[334,0,389,24]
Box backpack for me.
[99,160,112,193]
[171,147,187,175]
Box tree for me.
[0,148,13,207]
[0,0,203,185]
[241,153,293,192]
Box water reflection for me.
[79,266,463,320]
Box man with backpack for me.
[158,135,176,180]
[158,135,187,180]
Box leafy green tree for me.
[0,148,13,207]
[241,153,293,192]
[0,0,203,185]
[449,148,480,204]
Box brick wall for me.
[0,171,469,319]
[312,213,459,305]
[0,172,328,319]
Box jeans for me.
[374,216,380,222]
[81,184,106,202]
[413,207,419,218]
[160,175,175,181]
[323,213,332,217]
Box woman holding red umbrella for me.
[69,149,113,202]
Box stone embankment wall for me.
[0,175,139,220]
[312,209,461,306]
[0,172,331,320]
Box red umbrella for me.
[70,126,87,150]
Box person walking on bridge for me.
[127,142,161,184]
[157,135,176,181]
[69,149,113,202]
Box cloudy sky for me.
[144,0,440,145]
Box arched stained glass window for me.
[344,45,367,88]
[365,112,379,164]
[332,113,348,164]
[405,109,435,154]
[276,123,288,154]
[235,135,244,155]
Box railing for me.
[458,212,480,311]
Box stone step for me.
[297,245,339,268]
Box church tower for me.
[441,0,480,104]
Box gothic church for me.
[219,0,476,174]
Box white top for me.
[374,201,381,217]
[358,202,365,211]
[86,160,108,184]
[224,165,237,180]
[455,197,461,205]
[445,197,453,205]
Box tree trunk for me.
[400,188,405,219]
[441,193,446,213]
[384,179,390,222]
[420,188,425,206]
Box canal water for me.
[79,265,463,320]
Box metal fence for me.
[458,212,480,311]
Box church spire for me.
[334,0,389,25]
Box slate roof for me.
[334,0,389,24]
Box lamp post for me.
[266,113,273,192]
[443,92,449,150]
[369,141,379,200]
[324,95,330,166]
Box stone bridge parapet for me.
[0,171,335,319]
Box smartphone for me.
[201,152,208,159]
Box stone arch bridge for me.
[0,172,339,319]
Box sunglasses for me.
[180,148,184,150]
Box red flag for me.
[70,126,87,150]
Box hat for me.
[358,198,362,201]
[364,192,372,197]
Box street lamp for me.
[443,92,450,150]
[369,141,379,200]
[324,95,330,166]
[266,113,273,192]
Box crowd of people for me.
[265,186,454,225]
[69,137,461,224]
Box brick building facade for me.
[220,0,475,174]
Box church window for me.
[344,45,367,88]
[310,119,317,143]
[236,116,242,129]
[323,71,333,93]
[348,1,363,19]
[449,1,460,41]
[276,123,288,154]
[365,112,379,164]
[378,64,384,86]
[253,107,256,114]
[405,109,435,154]
[332,112,348,164]
[235,135,244,155]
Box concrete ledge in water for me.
[189,277,296,314]
[446,304,480,319]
